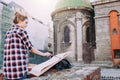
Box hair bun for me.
[13,8,28,24]
[14,8,27,17]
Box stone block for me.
[67,67,101,80]
[28,67,101,80]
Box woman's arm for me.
[31,47,52,57]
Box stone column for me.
[76,12,83,62]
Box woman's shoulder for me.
[14,25,27,34]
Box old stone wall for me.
[52,9,93,62]
[93,0,120,61]
[53,10,77,62]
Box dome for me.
[52,0,92,16]
[56,0,92,9]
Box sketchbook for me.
[29,51,70,77]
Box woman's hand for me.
[43,52,53,57]
[31,47,53,57]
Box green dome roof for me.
[55,0,92,10]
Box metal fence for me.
[101,69,120,80]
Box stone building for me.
[52,0,96,63]
[92,0,120,61]
[52,0,120,63]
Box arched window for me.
[64,26,70,43]
[112,28,117,34]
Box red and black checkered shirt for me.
[3,25,33,80]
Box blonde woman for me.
[3,12,52,80]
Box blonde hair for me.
[13,12,28,24]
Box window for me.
[64,26,70,43]
[114,50,120,59]
[112,28,117,34]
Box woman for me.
[3,12,52,80]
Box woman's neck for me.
[16,23,24,29]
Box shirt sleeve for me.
[18,30,33,51]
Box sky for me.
[3,0,58,26]
[3,0,94,26]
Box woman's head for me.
[13,12,28,29]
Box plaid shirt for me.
[3,25,33,80]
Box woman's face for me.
[20,19,28,29]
